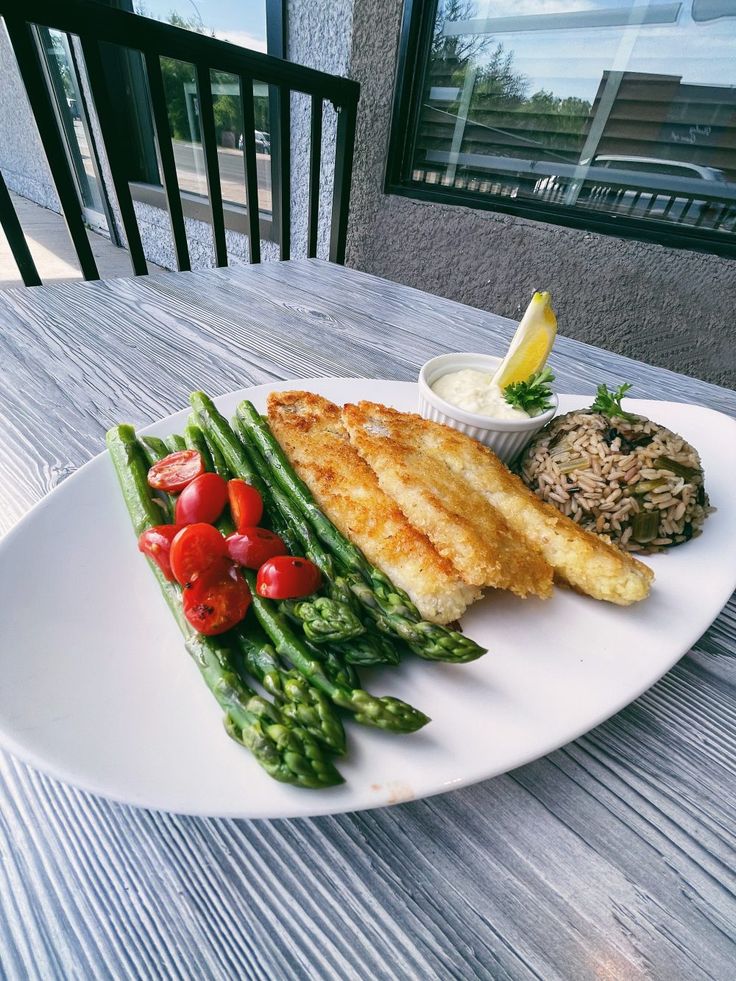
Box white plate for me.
[0,379,734,819]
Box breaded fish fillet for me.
[343,402,553,598]
[346,402,653,606]
[267,391,481,623]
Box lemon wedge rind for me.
[491,291,557,390]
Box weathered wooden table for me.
[1,260,734,980]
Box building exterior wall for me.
[345,0,736,389]
[0,27,59,211]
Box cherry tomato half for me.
[170,522,228,586]
[256,555,321,600]
[175,472,228,525]
[226,527,287,569]
[138,524,184,581]
[182,559,251,635]
[228,479,263,533]
[147,450,204,493]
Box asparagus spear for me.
[138,435,174,522]
[183,417,215,472]
[107,424,343,788]
[233,413,403,667]
[190,393,365,645]
[236,399,486,664]
[143,423,351,750]
[281,596,365,644]
[330,629,402,667]
[243,569,429,734]
[235,623,346,755]
[140,434,170,464]
[164,433,187,453]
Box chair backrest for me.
[0,0,359,285]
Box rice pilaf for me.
[519,410,712,553]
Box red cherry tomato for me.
[228,479,263,533]
[182,559,251,635]
[138,524,184,581]
[169,523,228,586]
[256,555,321,600]
[226,527,288,569]
[175,472,228,525]
[147,450,204,493]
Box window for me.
[387,0,736,255]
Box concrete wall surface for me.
[0,26,59,211]
[345,0,736,389]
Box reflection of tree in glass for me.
[472,44,528,107]
[149,13,269,145]
[49,32,74,100]
[430,0,591,156]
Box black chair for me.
[0,0,359,285]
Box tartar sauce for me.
[432,368,529,420]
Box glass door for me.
[35,27,115,237]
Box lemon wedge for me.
[491,291,557,389]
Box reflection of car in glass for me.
[238,130,270,154]
[535,154,732,228]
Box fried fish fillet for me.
[343,402,553,598]
[345,402,653,606]
[266,391,481,623]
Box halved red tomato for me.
[256,555,321,600]
[228,479,263,532]
[169,522,228,586]
[226,527,287,569]
[147,450,204,493]
[182,558,251,635]
[175,472,228,525]
[138,524,184,581]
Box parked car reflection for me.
[238,130,270,154]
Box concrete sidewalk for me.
[0,191,166,288]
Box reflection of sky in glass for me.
[441,0,736,100]
[135,0,266,51]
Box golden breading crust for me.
[343,402,553,598]
[348,402,654,606]
[266,391,481,624]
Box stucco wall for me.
[0,26,59,210]
[288,0,353,260]
[346,0,736,389]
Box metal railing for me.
[0,0,360,285]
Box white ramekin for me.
[417,352,558,464]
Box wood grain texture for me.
[0,259,734,980]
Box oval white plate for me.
[0,379,734,818]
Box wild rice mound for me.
[518,410,711,553]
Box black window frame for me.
[385,0,736,260]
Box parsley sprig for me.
[503,367,556,416]
[590,382,636,420]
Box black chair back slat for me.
[80,37,148,276]
[195,65,228,268]
[238,76,261,265]
[1,0,359,284]
[274,87,291,261]
[329,100,357,265]
[307,98,323,259]
[144,51,190,272]
[0,170,41,287]
[3,15,100,281]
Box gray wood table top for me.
[0,258,734,980]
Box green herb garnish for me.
[503,367,556,416]
[590,382,636,420]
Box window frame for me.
[385,0,736,259]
